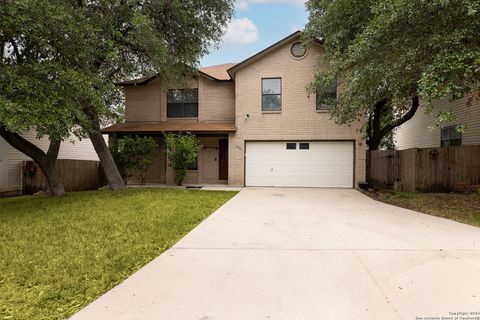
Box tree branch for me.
[379,95,419,139]
[0,123,65,195]
[0,123,48,163]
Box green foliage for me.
[379,131,396,150]
[304,0,480,146]
[0,188,237,320]
[165,133,201,185]
[0,0,234,138]
[0,0,94,140]
[115,136,158,184]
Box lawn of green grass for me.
[0,188,237,320]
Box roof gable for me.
[116,31,320,86]
[227,31,320,79]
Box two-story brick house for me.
[103,31,366,188]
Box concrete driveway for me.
[71,188,480,320]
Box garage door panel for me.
[245,141,354,188]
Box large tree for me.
[304,0,480,150]
[1,0,234,194]
[1,1,93,195]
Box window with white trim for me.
[316,79,337,110]
[262,78,282,111]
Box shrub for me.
[165,132,200,186]
[115,135,158,184]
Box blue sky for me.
[200,0,308,67]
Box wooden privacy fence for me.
[368,145,480,192]
[23,159,106,194]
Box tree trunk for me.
[41,157,65,196]
[0,124,65,196]
[367,96,420,150]
[83,105,126,190]
[366,99,388,150]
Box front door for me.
[202,148,218,183]
[219,139,228,181]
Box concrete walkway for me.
[70,188,480,320]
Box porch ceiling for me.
[101,121,236,134]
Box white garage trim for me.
[245,141,355,188]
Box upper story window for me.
[441,125,462,147]
[262,78,282,112]
[167,89,198,118]
[316,79,337,110]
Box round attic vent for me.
[290,42,307,59]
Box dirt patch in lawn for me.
[366,190,480,227]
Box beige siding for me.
[2,131,104,193]
[228,41,366,187]
[396,97,480,150]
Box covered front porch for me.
[102,122,235,186]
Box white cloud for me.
[222,18,259,49]
[236,0,249,11]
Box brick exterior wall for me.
[121,37,367,187]
[125,79,164,122]
[198,80,235,123]
[124,76,235,185]
[125,77,235,124]
[165,136,227,185]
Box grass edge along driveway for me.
[0,188,237,320]
[366,190,480,227]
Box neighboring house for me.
[396,96,480,150]
[0,132,104,196]
[103,31,366,188]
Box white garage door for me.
[245,141,354,188]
